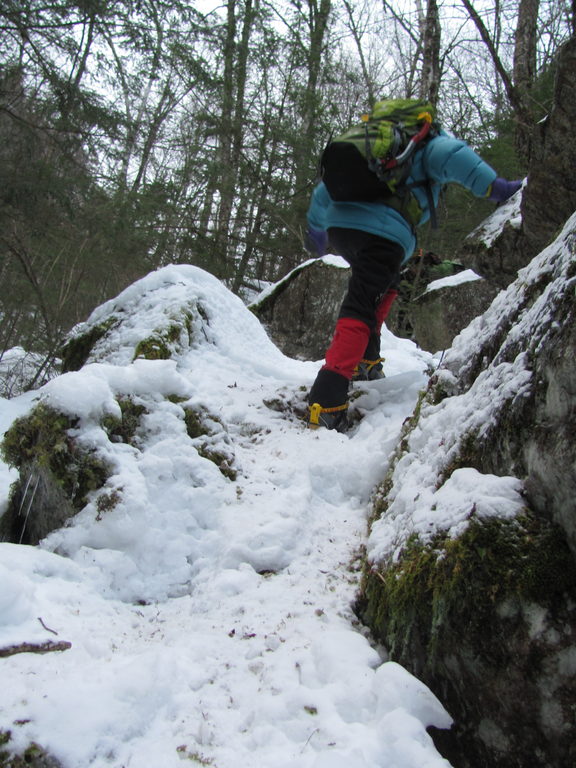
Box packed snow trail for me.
[0,265,453,768]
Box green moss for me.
[183,408,211,439]
[133,335,172,361]
[179,405,235,478]
[183,407,226,441]
[166,394,187,404]
[102,399,147,445]
[1,402,109,510]
[60,317,118,372]
[1,404,73,469]
[0,733,62,768]
[133,314,194,362]
[359,515,576,670]
[0,730,10,763]
[197,445,237,481]
[22,744,42,762]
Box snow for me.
[425,269,481,293]
[4,237,565,766]
[464,180,525,248]
[366,350,531,565]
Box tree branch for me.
[459,0,527,118]
[0,640,72,658]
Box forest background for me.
[0,0,573,383]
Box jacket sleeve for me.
[422,135,497,197]
[306,182,331,231]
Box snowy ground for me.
[0,264,454,768]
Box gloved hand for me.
[305,228,327,257]
[488,177,523,203]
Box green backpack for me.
[320,98,439,228]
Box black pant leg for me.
[327,227,404,330]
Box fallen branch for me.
[38,617,58,635]
[0,640,71,658]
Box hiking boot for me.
[352,358,385,381]
[307,402,349,432]
[307,368,349,431]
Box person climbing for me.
[305,99,522,431]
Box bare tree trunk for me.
[419,0,442,105]
[342,0,376,105]
[287,0,332,273]
[382,0,423,97]
[460,0,535,162]
[492,0,506,119]
[513,0,540,160]
[213,0,257,280]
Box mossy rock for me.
[0,403,110,544]
[181,406,236,480]
[183,403,229,438]
[0,731,63,768]
[197,445,237,481]
[60,317,119,372]
[101,398,147,445]
[133,335,172,361]
[357,513,576,767]
[183,407,211,439]
[133,314,194,362]
[359,515,575,665]
[60,310,195,371]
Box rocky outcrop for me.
[459,37,576,288]
[0,268,239,547]
[249,256,349,360]
[408,272,500,352]
[521,37,576,261]
[269,50,576,763]
[457,193,525,289]
[357,212,576,768]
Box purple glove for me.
[488,178,522,203]
[305,228,327,257]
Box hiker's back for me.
[320,99,438,226]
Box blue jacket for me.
[307,133,497,263]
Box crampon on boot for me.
[352,358,385,381]
[307,401,349,432]
[307,368,350,431]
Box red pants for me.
[324,289,398,378]
[323,228,403,379]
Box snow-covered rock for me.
[360,211,576,768]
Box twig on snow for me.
[0,640,72,658]
[37,617,59,635]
